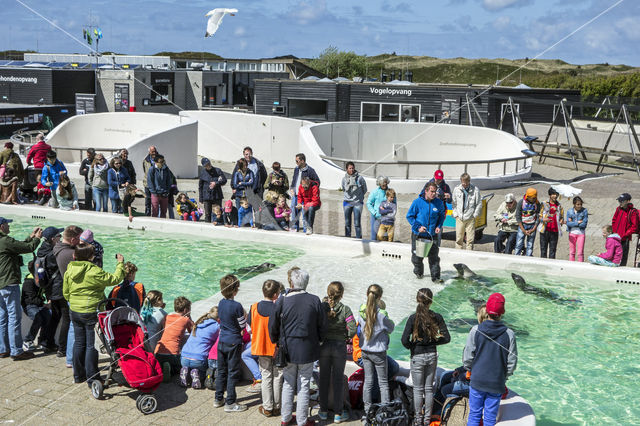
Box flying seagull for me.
[205,8,238,37]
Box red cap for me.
[434,169,444,180]
[486,293,505,316]
[224,200,233,213]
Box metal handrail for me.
[10,131,121,161]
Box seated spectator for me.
[264,162,289,203]
[56,175,79,211]
[296,176,321,235]
[238,198,254,228]
[140,290,167,351]
[212,205,225,226]
[493,193,518,254]
[176,192,200,221]
[26,133,51,169]
[588,225,623,267]
[36,173,51,206]
[155,296,193,381]
[274,195,291,231]
[108,262,146,312]
[180,306,220,389]
[41,150,67,208]
[21,261,51,351]
[377,189,397,242]
[0,167,19,204]
[223,200,238,227]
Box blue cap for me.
[201,157,211,166]
[42,226,64,240]
[0,217,13,226]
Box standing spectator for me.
[588,225,623,267]
[566,196,588,262]
[147,155,173,218]
[452,173,482,250]
[377,189,397,242]
[463,293,517,426]
[36,226,64,353]
[0,142,24,183]
[493,194,519,255]
[289,153,320,232]
[539,188,565,259]
[420,169,451,246]
[269,269,326,426]
[41,150,68,208]
[26,133,51,169]
[0,167,19,204]
[263,161,289,202]
[78,148,95,210]
[21,260,51,352]
[232,158,255,209]
[297,176,321,235]
[514,188,542,257]
[231,147,268,199]
[107,157,130,214]
[119,149,136,184]
[367,176,390,241]
[89,154,109,213]
[406,182,446,283]
[341,162,367,239]
[198,157,227,223]
[56,175,79,211]
[611,193,639,267]
[79,229,104,268]
[142,146,159,216]
[0,218,41,360]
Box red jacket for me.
[612,204,639,242]
[297,182,321,208]
[26,141,51,168]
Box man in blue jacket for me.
[40,150,67,208]
[406,182,446,282]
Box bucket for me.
[415,237,433,257]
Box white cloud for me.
[492,15,511,30]
[615,17,640,41]
[234,26,246,36]
[285,0,333,25]
[482,0,531,12]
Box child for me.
[180,306,220,389]
[401,288,450,425]
[248,280,283,417]
[238,198,254,228]
[176,192,199,221]
[588,225,623,267]
[122,184,145,222]
[539,188,564,259]
[108,262,146,312]
[155,296,194,382]
[318,281,357,423]
[141,290,167,351]
[241,327,262,393]
[377,189,397,242]
[274,195,291,231]
[214,274,248,412]
[223,199,238,227]
[21,261,51,351]
[79,229,104,268]
[57,174,79,211]
[463,293,517,426]
[212,205,225,226]
[206,332,220,390]
[566,196,588,262]
[36,173,52,206]
[356,284,395,417]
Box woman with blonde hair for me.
[180,306,220,389]
[356,284,395,416]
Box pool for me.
[5,208,639,425]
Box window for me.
[288,98,328,120]
[151,84,173,103]
[361,102,421,122]
[204,86,216,107]
[362,103,380,121]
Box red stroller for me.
[93,299,163,414]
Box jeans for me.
[539,230,559,259]
[494,231,517,254]
[144,187,152,216]
[109,197,122,214]
[0,285,23,356]
[291,195,301,231]
[23,304,51,344]
[410,352,438,423]
[343,202,363,238]
[181,357,208,380]
[568,233,585,262]
[620,239,630,267]
[168,195,175,219]
[587,255,619,267]
[84,184,93,210]
[302,206,317,230]
[356,355,399,402]
[319,340,347,413]
[47,299,70,352]
[216,341,242,405]
[92,187,108,212]
[259,355,283,411]
[362,350,389,413]
[151,194,169,218]
[468,386,502,426]
[514,225,536,256]
[242,342,262,380]
[411,233,441,281]
[282,362,313,425]
[370,216,381,241]
[66,322,74,365]
[70,310,99,383]
[455,217,476,250]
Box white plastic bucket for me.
[415,237,433,257]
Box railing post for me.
[503,161,507,175]
[406,163,410,180]
[486,163,490,177]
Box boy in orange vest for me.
[248,279,283,417]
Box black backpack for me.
[33,255,56,290]
[364,400,409,426]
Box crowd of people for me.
[0,217,517,425]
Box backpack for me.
[348,368,365,409]
[33,255,56,290]
[109,281,146,312]
[440,396,470,426]
[364,400,409,426]
[390,380,414,423]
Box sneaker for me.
[204,367,215,390]
[273,408,281,417]
[56,350,65,358]
[432,278,444,284]
[247,379,262,393]
[66,364,73,368]
[22,341,36,352]
[318,411,328,421]
[190,369,202,389]
[12,351,34,361]
[213,399,224,408]
[258,406,273,417]
[42,345,57,354]
[224,403,248,412]
[162,362,172,383]
[281,416,296,426]
[306,227,313,235]
[335,411,350,423]
[0,352,10,358]
[179,366,190,387]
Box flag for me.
[96,28,103,39]
[83,28,87,40]
[87,34,92,45]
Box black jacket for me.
[290,165,321,192]
[401,311,450,356]
[122,159,137,184]
[35,239,63,300]
[21,275,44,308]
[198,166,227,202]
[79,158,93,185]
[269,289,327,365]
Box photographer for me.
[147,154,173,218]
[263,162,289,203]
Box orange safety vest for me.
[352,334,362,363]
[110,282,145,309]
[250,302,276,357]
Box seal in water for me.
[453,264,496,287]
[231,262,276,276]
[511,273,581,305]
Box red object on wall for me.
[129,106,137,112]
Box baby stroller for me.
[93,298,163,414]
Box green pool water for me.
[9,218,303,308]
[388,271,640,426]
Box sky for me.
[2,0,639,66]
